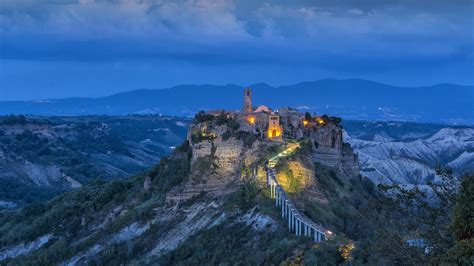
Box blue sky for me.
[0,0,473,100]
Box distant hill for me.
[1,79,472,124]
[0,115,189,208]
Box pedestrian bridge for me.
[266,142,329,242]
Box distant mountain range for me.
[1,79,473,124]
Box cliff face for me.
[170,113,360,204]
[306,124,360,177]
[167,122,278,202]
[190,138,244,181]
[186,114,360,185]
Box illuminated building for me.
[268,114,282,139]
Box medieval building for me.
[186,87,360,188]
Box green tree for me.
[445,175,474,264]
[321,114,329,124]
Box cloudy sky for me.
[0,0,473,100]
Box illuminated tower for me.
[244,88,252,113]
[268,113,282,139]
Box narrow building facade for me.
[244,88,252,113]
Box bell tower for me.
[244,88,252,113]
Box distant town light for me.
[316,117,325,125]
[303,120,309,126]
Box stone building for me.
[188,87,359,177]
[243,88,252,113]
[268,114,282,139]
[237,88,284,141]
[240,87,358,174]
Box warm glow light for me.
[303,120,309,126]
[340,242,355,261]
[316,118,325,125]
[267,126,282,138]
[247,116,255,124]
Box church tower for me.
[244,88,252,113]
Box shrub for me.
[176,140,190,153]
[1,115,28,125]
[215,112,229,125]
[227,119,240,131]
[222,130,232,141]
[227,181,259,210]
[235,131,257,148]
[191,133,215,144]
[194,111,214,123]
[329,170,344,187]
[149,151,191,193]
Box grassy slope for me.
[0,142,192,265]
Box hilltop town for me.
[166,88,360,202]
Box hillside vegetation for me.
[0,138,470,264]
[0,115,189,207]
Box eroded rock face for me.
[167,115,294,204]
[190,138,244,182]
[307,125,343,150]
[143,176,152,192]
[306,124,360,177]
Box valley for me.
[0,115,189,207]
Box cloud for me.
[0,0,472,100]
[0,0,472,69]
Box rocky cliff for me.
[305,123,360,177]
[167,121,279,202]
[167,113,360,204]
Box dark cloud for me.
[1,0,471,57]
[0,0,472,100]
